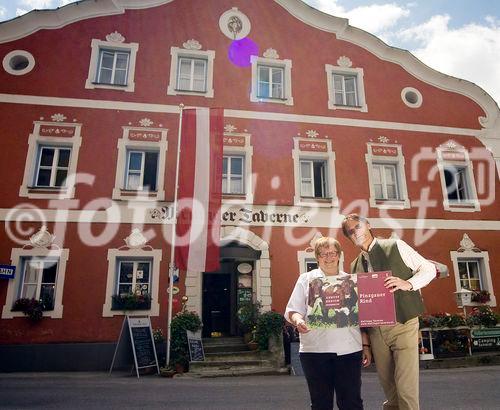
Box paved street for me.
[1,366,499,409]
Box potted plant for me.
[169,310,202,373]
[471,290,491,304]
[255,310,285,350]
[111,292,151,310]
[12,298,45,322]
[237,300,261,342]
[153,328,166,365]
[466,306,498,328]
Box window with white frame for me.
[450,235,496,306]
[112,127,168,201]
[293,138,338,207]
[117,260,151,296]
[365,143,410,209]
[34,146,71,188]
[96,49,130,86]
[223,155,244,195]
[177,57,207,92]
[325,63,367,112]
[167,43,215,98]
[437,145,480,212]
[19,121,82,199]
[103,248,162,317]
[250,55,293,105]
[372,163,399,201]
[18,258,58,310]
[458,259,483,291]
[2,247,69,319]
[125,150,159,191]
[85,34,139,92]
[257,65,284,99]
[300,159,329,199]
[222,132,254,204]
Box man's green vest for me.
[350,238,425,324]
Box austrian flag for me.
[174,108,223,272]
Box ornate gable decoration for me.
[106,31,125,43]
[29,226,56,248]
[124,229,148,249]
[457,233,481,252]
[263,48,279,59]
[183,39,202,50]
[337,56,352,68]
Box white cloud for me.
[20,0,54,8]
[398,16,500,105]
[303,0,410,34]
[58,0,75,6]
[16,8,29,17]
[0,6,6,17]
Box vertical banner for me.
[175,108,223,273]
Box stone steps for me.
[188,336,288,378]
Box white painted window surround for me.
[102,248,162,317]
[365,143,410,210]
[436,145,480,212]
[222,132,254,204]
[167,47,215,98]
[19,121,83,200]
[85,38,139,92]
[1,248,69,319]
[451,250,496,307]
[250,55,293,106]
[112,127,168,201]
[292,138,338,208]
[325,64,367,112]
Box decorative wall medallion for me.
[51,113,66,122]
[139,118,154,127]
[219,8,251,40]
[337,56,352,67]
[263,48,279,59]
[183,39,202,50]
[124,229,148,249]
[445,141,458,150]
[378,136,389,144]
[224,124,237,133]
[306,130,319,139]
[106,31,125,43]
[30,226,55,248]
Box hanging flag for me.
[174,107,223,272]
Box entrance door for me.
[202,262,237,337]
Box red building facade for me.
[0,0,499,369]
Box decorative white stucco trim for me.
[102,248,162,317]
[2,49,35,75]
[2,247,69,319]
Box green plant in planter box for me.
[237,300,261,334]
[111,293,151,311]
[255,310,284,350]
[170,310,202,370]
[466,306,497,328]
[12,298,45,323]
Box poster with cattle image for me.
[307,271,396,328]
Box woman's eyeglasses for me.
[318,251,339,259]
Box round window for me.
[401,87,423,108]
[3,50,35,75]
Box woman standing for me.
[285,237,371,410]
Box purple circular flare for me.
[228,38,259,67]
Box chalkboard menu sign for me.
[238,288,252,305]
[186,330,205,362]
[109,315,160,378]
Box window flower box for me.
[111,293,151,311]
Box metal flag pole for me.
[166,103,185,367]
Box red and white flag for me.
[174,107,223,272]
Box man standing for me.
[342,214,436,410]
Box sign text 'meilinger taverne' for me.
[150,207,309,225]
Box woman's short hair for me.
[314,237,342,259]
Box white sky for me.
[0,0,499,105]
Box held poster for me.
[306,271,396,328]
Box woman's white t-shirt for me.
[284,268,362,354]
